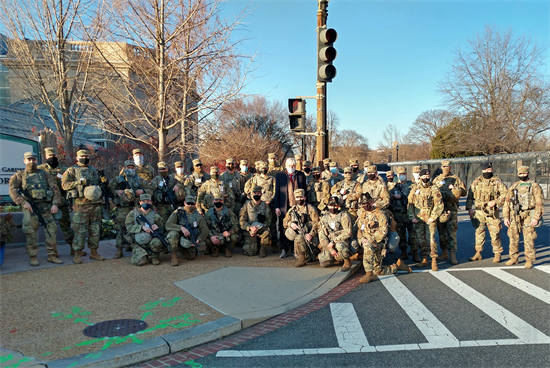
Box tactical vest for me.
[473,176,500,203]
[153,175,174,204]
[436,175,459,203]
[362,181,384,201]
[313,181,324,203]
[203,180,227,208]
[246,200,269,223]
[207,207,233,234]
[413,184,434,209]
[252,175,274,201]
[21,170,52,202]
[512,181,536,211]
[221,172,240,197]
[337,180,359,209]
[389,182,409,213]
[67,165,99,199]
[134,208,157,226]
[321,211,345,235]
[359,210,382,237]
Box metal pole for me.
[316,0,329,168]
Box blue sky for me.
[223,0,550,148]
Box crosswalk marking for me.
[330,303,375,352]
[536,265,550,275]
[482,268,550,304]
[431,271,550,344]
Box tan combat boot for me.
[171,253,179,266]
[359,272,377,284]
[493,254,501,263]
[225,248,232,258]
[90,249,105,261]
[294,254,307,267]
[431,258,438,271]
[412,250,421,263]
[151,257,160,265]
[505,257,518,266]
[524,260,533,269]
[469,252,482,261]
[416,257,429,268]
[29,257,39,266]
[73,250,82,264]
[437,249,449,261]
[450,251,458,265]
[396,259,412,273]
[113,248,123,259]
[341,258,352,272]
[259,246,267,258]
[47,256,63,264]
[70,248,86,256]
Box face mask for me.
[176,168,184,175]
[184,205,195,213]
[364,168,368,172]
[442,167,451,175]
[398,174,407,182]
[260,169,268,175]
[134,155,144,166]
[141,203,152,210]
[125,169,135,176]
[363,201,374,212]
[482,172,493,179]
[160,171,168,177]
[287,167,295,174]
[226,165,234,171]
[330,168,338,174]
[344,173,352,180]
[351,166,357,173]
[313,173,320,180]
[304,168,311,174]
[213,201,223,209]
[324,165,330,171]
[211,173,219,180]
[253,194,262,201]
[46,157,59,168]
[297,199,305,206]
[328,207,338,214]
[367,173,376,181]
[422,177,430,184]
[78,158,90,165]
[25,163,37,172]
[241,166,248,172]
[413,173,420,180]
[518,175,529,181]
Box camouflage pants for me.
[242,227,271,256]
[437,207,458,251]
[318,241,350,267]
[131,237,163,266]
[394,211,416,250]
[57,204,74,246]
[414,220,438,258]
[114,206,132,248]
[363,240,397,275]
[166,230,204,254]
[508,211,537,262]
[285,227,319,261]
[206,233,239,252]
[473,210,502,254]
[71,204,101,251]
[155,204,174,224]
[21,205,58,258]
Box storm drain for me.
[83,319,148,338]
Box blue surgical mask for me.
[399,174,407,182]
[330,168,338,174]
[241,165,248,172]
[125,169,135,176]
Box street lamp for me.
[396,144,400,162]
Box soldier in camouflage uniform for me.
[433,160,467,265]
[283,189,320,267]
[238,160,253,195]
[205,195,239,258]
[267,153,284,177]
[295,154,303,172]
[358,193,411,284]
[349,159,363,181]
[310,167,327,211]
[165,195,209,265]
[61,149,105,263]
[466,162,508,263]
[198,166,235,214]
[151,162,179,222]
[240,186,272,257]
[131,148,156,181]
[318,196,353,271]
[109,160,152,259]
[220,158,241,213]
[124,194,164,266]
[9,151,63,266]
[386,171,395,190]
[503,166,544,268]
[412,165,422,185]
[172,161,192,206]
[188,158,211,197]
[321,158,332,180]
[37,147,76,256]
[407,169,444,271]
[390,167,417,261]
[331,167,362,224]
[360,165,390,213]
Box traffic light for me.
[317,27,337,82]
[288,98,306,132]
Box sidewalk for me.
[0,240,361,368]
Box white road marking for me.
[482,268,550,304]
[330,303,375,352]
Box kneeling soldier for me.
[165,195,208,266]
[358,193,411,284]
[283,189,320,267]
[318,196,353,271]
[205,195,239,258]
[240,186,272,257]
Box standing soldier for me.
[361,165,390,212]
[188,158,211,197]
[321,158,332,180]
[310,167,327,211]
[198,166,234,214]
[240,186,272,257]
[503,166,544,268]
[283,189,320,267]
[408,169,444,271]
[172,161,192,206]
[295,154,303,172]
[433,160,467,264]
[61,149,105,263]
[466,162,508,263]
[124,194,165,266]
[205,195,239,258]
[9,151,63,266]
[349,159,363,181]
[412,165,422,185]
[165,196,209,265]
[302,160,316,205]
[37,147,76,256]
[331,167,362,224]
[220,158,241,213]
[386,171,395,189]
[390,167,417,261]
[267,153,283,177]
[131,148,156,181]
[151,162,179,222]
[109,160,152,259]
[238,160,253,194]
[318,196,353,271]
[358,193,411,284]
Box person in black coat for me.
[274,157,308,258]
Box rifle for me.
[177,209,201,257]
[98,170,111,220]
[136,214,172,254]
[162,176,177,211]
[19,188,52,237]
[289,207,316,257]
[394,183,408,210]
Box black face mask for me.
[46,157,59,168]
[352,166,358,173]
[297,199,305,206]
[141,203,152,210]
[226,165,234,171]
[304,168,311,174]
[422,178,430,184]
[324,165,330,171]
[78,158,90,165]
[482,172,493,179]
[313,173,321,180]
[25,163,37,172]
[160,171,168,177]
[328,207,338,214]
[214,201,223,209]
[518,175,529,181]
[367,174,376,181]
[253,194,262,201]
[260,169,268,175]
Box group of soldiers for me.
[8,149,544,285]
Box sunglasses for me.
[185,202,196,206]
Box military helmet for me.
[135,232,152,245]
[294,188,305,197]
[120,189,135,203]
[84,186,102,201]
[180,236,192,248]
[44,147,57,155]
[124,160,135,168]
[24,151,37,159]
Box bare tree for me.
[406,109,455,145]
[331,129,369,167]
[438,25,550,154]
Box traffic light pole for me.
[316,0,329,167]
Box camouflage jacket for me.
[244,174,275,203]
[170,173,193,202]
[238,171,253,197]
[357,207,388,245]
[119,163,156,182]
[62,164,102,205]
[205,206,239,238]
[433,173,467,207]
[319,211,352,247]
[197,179,235,212]
[188,171,211,197]
[220,171,241,199]
[125,208,164,234]
[108,173,152,207]
[283,203,320,236]
[267,165,283,178]
[361,179,390,210]
[466,175,507,212]
[407,182,444,223]
[151,174,179,208]
[165,207,209,242]
[389,180,414,214]
[9,169,61,207]
[37,162,69,206]
[330,179,362,212]
[239,199,272,231]
[503,179,544,221]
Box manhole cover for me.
[83,319,148,338]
